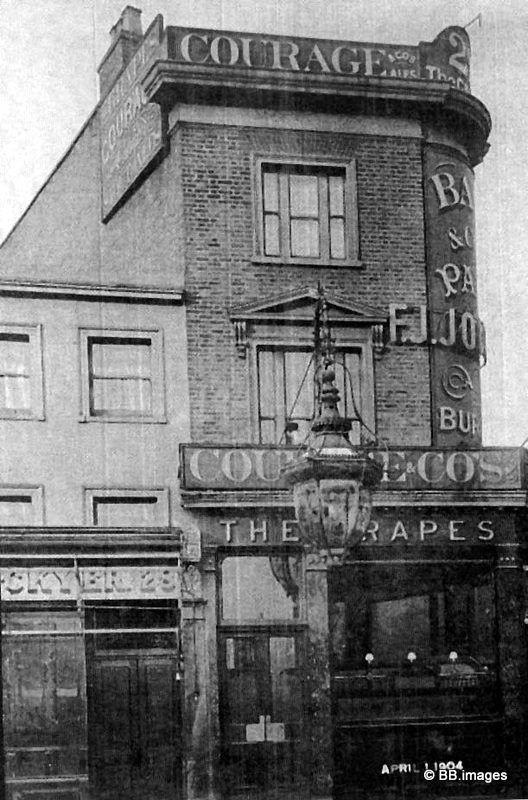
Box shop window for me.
[330,562,496,670]
[0,325,44,420]
[221,555,302,622]
[0,486,44,525]
[256,159,359,265]
[329,561,498,725]
[329,562,501,793]
[257,346,363,445]
[2,611,88,791]
[80,329,165,422]
[85,488,169,527]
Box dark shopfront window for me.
[218,553,306,794]
[2,610,89,799]
[2,603,182,800]
[329,561,502,797]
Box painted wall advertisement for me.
[100,15,166,220]
[424,148,483,447]
[180,445,523,492]
[99,22,470,218]
[166,25,470,92]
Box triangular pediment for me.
[229,287,387,325]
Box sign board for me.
[166,25,470,91]
[180,445,523,492]
[98,22,470,218]
[197,509,515,547]
[424,148,481,446]
[0,566,180,602]
[100,15,166,220]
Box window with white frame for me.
[0,325,44,419]
[256,346,364,445]
[257,160,358,264]
[85,489,169,527]
[80,330,165,422]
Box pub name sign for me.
[180,445,523,492]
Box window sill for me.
[79,414,167,424]
[252,255,363,268]
[0,411,45,421]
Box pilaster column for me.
[181,556,220,800]
[305,551,334,798]
[495,544,527,792]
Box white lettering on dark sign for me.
[168,25,469,90]
[100,15,166,220]
[174,30,420,79]
[208,513,502,547]
[424,146,481,447]
[181,446,522,491]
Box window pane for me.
[284,350,313,421]
[0,337,30,375]
[263,170,279,212]
[290,219,319,257]
[330,218,345,259]
[2,612,87,781]
[329,562,496,669]
[91,341,151,378]
[292,419,312,444]
[334,351,361,415]
[260,419,276,445]
[329,175,345,216]
[258,350,278,417]
[270,637,302,722]
[0,496,33,525]
[0,376,31,410]
[93,497,159,527]
[372,595,431,662]
[222,556,299,620]
[258,348,361,444]
[264,214,280,255]
[289,174,319,216]
[91,377,152,415]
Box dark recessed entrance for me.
[86,604,182,800]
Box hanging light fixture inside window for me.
[282,284,382,561]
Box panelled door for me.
[219,631,305,792]
[88,650,181,800]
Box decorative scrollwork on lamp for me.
[282,284,382,562]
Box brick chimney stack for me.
[98,6,143,98]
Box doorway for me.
[218,631,305,792]
[86,604,182,800]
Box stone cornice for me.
[0,280,183,304]
[180,489,527,509]
[143,60,491,165]
[0,527,183,558]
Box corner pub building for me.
[0,7,527,800]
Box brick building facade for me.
[0,7,526,800]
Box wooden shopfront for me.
[0,529,184,800]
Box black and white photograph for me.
[0,1,527,798]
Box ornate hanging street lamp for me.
[282,285,382,561]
